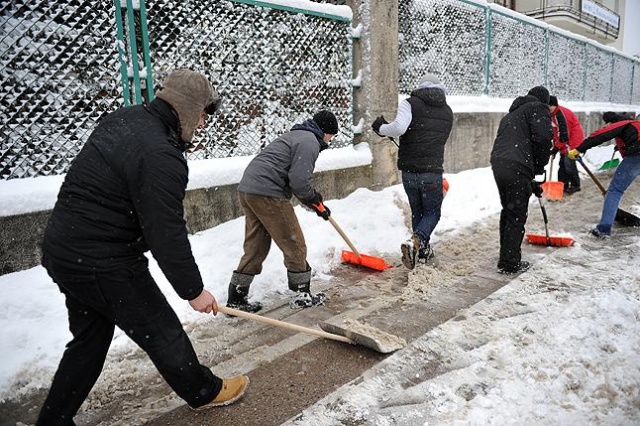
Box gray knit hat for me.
[156,69,218,142]
[418,73,441,86]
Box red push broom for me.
[526,196,575,247]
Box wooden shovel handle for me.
[217,305,353,344]
[328,217,362,258]
[576,156,607,196]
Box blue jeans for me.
[401,171,444,246]
[597,155,640,234]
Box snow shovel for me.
[329,217,392,271]
[218,306,404,354]
[526,196,575,247]
[598,148,620,171]
[541,154,564,200]
[576,156,640,227]
[316,204,392,271]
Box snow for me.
[1,111,639,424]
[233,0,352,21]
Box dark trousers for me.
[492,166,532,268]
[557,154,580,189]
[37,256,222,426]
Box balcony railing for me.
[525,1,620,40]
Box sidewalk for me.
[2,169,638,426]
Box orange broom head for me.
[541,181,564,200]
[341,250,392,271]
[526,234,574,247]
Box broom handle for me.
[218,306,353,344]
[328,217,362,258]
[549,154,554,181]
[537,196,552,246]
[576,156,607,196]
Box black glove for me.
[550,146,560,156]
[531,180,543,198]
[372,115,388,136]
[301,191,331,220]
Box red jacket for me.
[551,105,584,154]
[578,120,640,158]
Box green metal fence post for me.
[543,28,549,87]
[125,0,142,104]
[138,0,154,101]
[484,7,491,96]
[609,53,615,102]
[114,0,131,106]
[631,64,636,104]
[581,42,587,101]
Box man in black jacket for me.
[490,86,553,274]
[37,70,247,425]
[372,74,453,269]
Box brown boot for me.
[193,376,249,410]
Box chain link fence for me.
[145,0,352,160]
[1,1,121,180]
[399,0,640,103]
[1,0,352,179]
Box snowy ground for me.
[1,125,639,424]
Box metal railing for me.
[0,0,353,179]
[398,0,638,103]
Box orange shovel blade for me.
[541,181,564,200]
[526,234,574,247]
[341,250,392,271]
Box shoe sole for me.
[226,303,263,314]
[193,377,250,410]
[289,292,326,309]
[498,264,531,274]
[400,242,415,270]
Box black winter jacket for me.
[398,87,453,173]
[490,95,553,177]
[42,98,204,301]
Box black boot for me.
[226,271,263,313]
[287,268,325,309]
[417,243,434,264]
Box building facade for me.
[491,0,625,50]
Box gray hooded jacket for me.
[238,119,328,201]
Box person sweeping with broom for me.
[548,95,584,195]
[490,86,553,274]
[568,111,640,238]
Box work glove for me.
[301,191,331,220]
[567,148,580,160]
[372,115,388,136]
[531,180,543,198]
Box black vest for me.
[398,87,453,173]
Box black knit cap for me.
[313,110,339,135]
[527,86,550,104]
[603,111,624,123]
[548,95,558,106]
